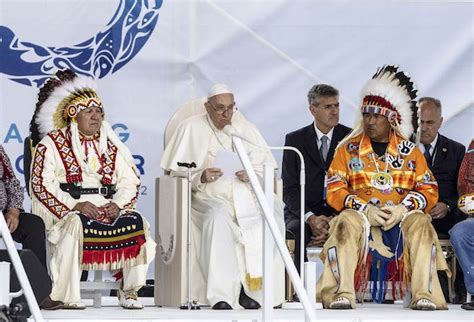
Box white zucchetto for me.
[207,83,233,99]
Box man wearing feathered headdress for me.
[316,65,449,310]
[29,70,155,309]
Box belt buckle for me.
[99,187,108,196]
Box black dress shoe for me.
[239,287,261,309]
[453,293,467,304]
[461,301,474,310]
[40,296,64,310]
[212,301,232,310]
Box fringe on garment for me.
[80,219,149,271]
[81,241,148,271]
[354,250,408,303]
[48,212,150,271]
[31,199,60,231]
[245,273,263,292]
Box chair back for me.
[164,97,206,148]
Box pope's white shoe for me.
[415,298,436,310]
[329,296,351,309]
[118,289,144,310]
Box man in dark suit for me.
[282,84,351,273]
[419,97,466,235]
[419,96,466,302]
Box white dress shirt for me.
[314,122,334,151]
[419,133,439,158]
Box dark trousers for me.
[11,212,47,270]
[286,217,311,274]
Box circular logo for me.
[371,172,393,192]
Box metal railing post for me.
[231,135,316,321]
[263,163,274,321]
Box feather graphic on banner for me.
[0,0,163,87]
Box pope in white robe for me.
[160,84,285,309]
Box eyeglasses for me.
[208,101,236,114]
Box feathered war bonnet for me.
[340,65,419,147]
[32,70,104,143]
[30,69,139,179]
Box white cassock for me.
[160,113,285,308]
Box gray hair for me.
[307,84,339,105]
[419,96,442,114]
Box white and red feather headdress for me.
[340,65,419,147]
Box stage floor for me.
[36,297,473,322]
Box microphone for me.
[223,125,308,283]
[223,124,236,136]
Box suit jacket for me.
[282,123,351,223]
[426,133,466,235]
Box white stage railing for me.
[226,126,316,322]
[263,163,275,320]
[0,215,43,321]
